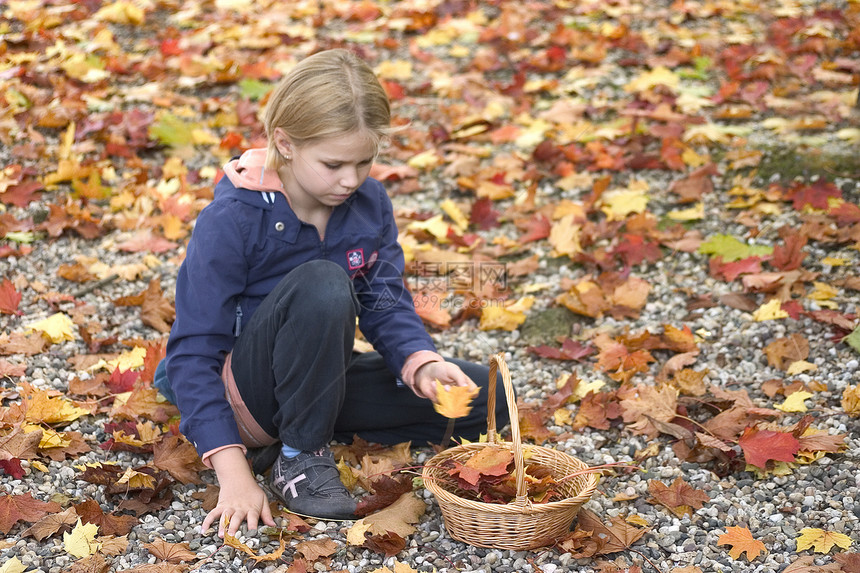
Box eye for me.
[324,163,341,170]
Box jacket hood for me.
[222,149,284,193]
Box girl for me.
[157,49,509,538]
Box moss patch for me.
[519,306,580,346]
[753,145,860,184]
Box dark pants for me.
[229,260,509,451]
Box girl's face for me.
[280,130,377,212]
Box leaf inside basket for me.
[440,445,565,504]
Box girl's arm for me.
[200,446,276,537]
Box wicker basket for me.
[422,353,599,550]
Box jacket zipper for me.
[234,303,243,336]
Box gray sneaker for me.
[270,448,356,520]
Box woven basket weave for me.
[422,353,599,550]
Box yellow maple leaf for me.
[626,515,650,527]
[572,379,606,401]
[624,66,680,93]
[600,188,649,221]
[0,557,27,573]
[433,380,479,419]
[94,1,144,25]
[775,390,813,413]
[26,313,77,343]
[752,299,788,321]
[375,60,413,81]
[336,458,358,492]
[479,305,527,331]
[842,385,860,417]
[64,519,100,558]
[407,150,441,169]
[796,528,853,553]
[553,408,573,426]
[107,346,147,372]
[346,520,373,546]
[440,199,469,231]
[548,214,582,257]
[24,389,90,425]
[667,203,705,221]
[407,215,451,242]
[116,467,157,489]
[785,360,817,376]
[23,423,70,449]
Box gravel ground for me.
[2,0,860,572]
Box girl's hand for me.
[202,447,277,538]
[412,361,477,402]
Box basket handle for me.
[486,353,527,505]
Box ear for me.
[273,128,292,157]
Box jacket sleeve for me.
[355,185,437,377]
[165,201,248,456]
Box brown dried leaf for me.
[144,539,198,563]
[152,434,206,484]
[140,279,175,333]
[648,477,710,517]
[21,506,78,541]
[0,427,42,460]
[295,538,338,561]
[74,500,139,537]
[68,553,111,573]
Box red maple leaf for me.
[771,233,807,271]
[518,213,551,243]
[527,338,594,361]
[1,180,44,207]
[829,202,860,226]
[0,459,25,479]
[354,474,413,517]
[709,256,763,282]
[0,279,23,315]
[612,234,663,267]
[786,180,842,210]
[469,198,500,230]
[669,163,717,203]
[107,367,139,394]
[0,493,63,534]
[737,426,800,468]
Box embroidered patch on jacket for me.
[346,248,365,270]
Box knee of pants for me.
[288,260,358,318]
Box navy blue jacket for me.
[165,151,436,456]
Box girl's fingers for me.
[246,508,260,532]
[201,508,222,533]
[261,500,277,527]
[226,510,244,537]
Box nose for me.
[339,167,359,190]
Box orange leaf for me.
[432,380,479,419]
[718,526,767,561]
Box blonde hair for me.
[264,49,391,169]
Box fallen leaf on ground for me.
[796,528,853,554]
[718,526,767,561]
